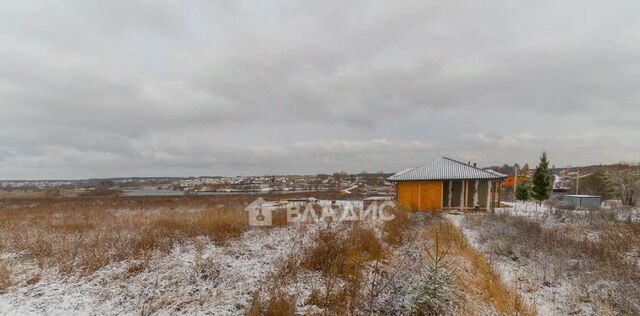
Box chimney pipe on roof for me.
[468,161,470,165]
[473,162,477,167]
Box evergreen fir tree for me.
[531,152,552,205]
[515,182,531,202]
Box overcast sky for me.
[1,1,639,180]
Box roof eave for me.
[389,177,506,181]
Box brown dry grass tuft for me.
[302,229,350,277]
[264,289,296,316]
[348,224,385,261]
[245,291,263,316]
[0,261,10,291]
[271,209,289,227]
[245,288,296,316]
[301,224,385,314]
[383,205,412,245]
[25,274,41,286]
[428,220,536,316]
[302,224,384,279]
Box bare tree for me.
[603,163,640,206]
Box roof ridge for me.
[392,166,417,177]
[388,157,439,180]
[397,157,440,174]
[442,156,495,174]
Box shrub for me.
[515,182,531,202]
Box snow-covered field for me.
[0,226,312,315]
[448,214,576,315]
[0,195,537,315]
[499,201,640,223]
[450,202,640,315]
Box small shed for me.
[564,195,601,209]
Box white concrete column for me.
[473,180,479,207]
[448,180,453,208]
[460,180,465,210]
[487,180,492,210]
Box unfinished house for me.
[388,157,506,211]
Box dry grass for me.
[264,289,296,316]
[0,195,540,315]
[466,211,640,314]
[245,288,296,316]
[302,224,384,278]
[427,220,536,315]
[271,209,289,227]
[245,291,263,316]
[0,261,10,291]
[25,274,41,286]
[300,224,386,314]
[382,205,412,245]
[0,196,252,275]
[302,228,353,278]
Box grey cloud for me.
[1,0,639,179]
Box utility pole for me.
[514,164,518,202]
[576,169,580,195]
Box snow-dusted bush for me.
[409,264,452,315]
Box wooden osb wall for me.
[396,181,443,211]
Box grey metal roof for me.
[485,169,508,178]
[388,157,507,181]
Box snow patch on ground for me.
[499,201,640,223]
[0,226,311,316]
[446,213,576,315]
